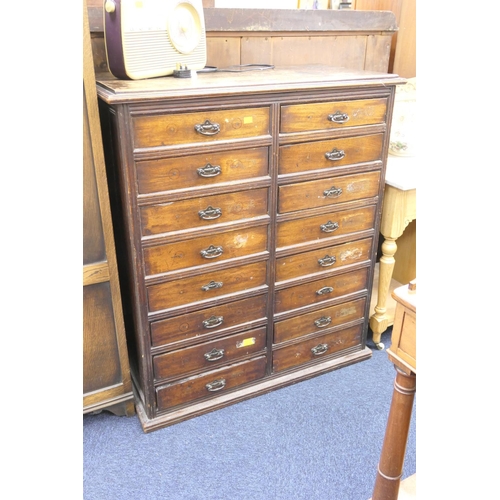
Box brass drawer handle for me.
[314,316,332,328]
[325,148,346,161]
[320,220,339,233]
[204,347,225,362]
[327,111,349,124]
[316,286,334,296]
[324,186,343,198]
[202,315,224,329]
[199,206,222,220]
[195,119,220,136]
[206,378,226,392]
[311,343,329,355]
[318,255,337,267]
[197,163,221,178]
[200,245,224,259]
[201,280,223,291]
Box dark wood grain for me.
[140,187,269,236]
[156,356,267,411]
[276,204,377,251]
[136,146,269,194]
[272,324,363,373]
[274,298,367,344]
[153,327,267,381]
[147,261,268,312]
[279,134,384,175]
[150,294,268,349]
[97,64,401,430]
[278,170,381,213]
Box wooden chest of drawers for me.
[96,65,403,432]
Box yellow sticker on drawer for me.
[236,337,256,348]
[243,116,253,124]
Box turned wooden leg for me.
[370,237,397,349]
[372,367,416,500]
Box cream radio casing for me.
[103,0,207,80]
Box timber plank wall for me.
[86,7,398,75]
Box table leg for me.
[372,366,416,500]
[369,236,397,349]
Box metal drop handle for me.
[199,206,222,220]
[206,378,226,392]
[195,119,220,136]
[311,343,329,355]
[324,186,343,198]
[327,111,349,124]
[320,221,339,233]
[200,245,223,259]
[201,280,223,291]
[204,347,225,362]
[202,315,224,329]
[318,255,337,267]
[197,163,221,178]
[325,148,346,161]
[314,316,332,328]
[316,286,334,296]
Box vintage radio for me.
[103,0,207,80]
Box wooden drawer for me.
[156,356,267,411]
[280,98,387,133]
[150,294,268,348]
[276,238,371,284]
[136,147,269,195]
[140,187,269,236]
[279,134,383,175]
[276,267,368,312]
[274,297,366,344]
[153,327,267,381]
[275,266,369,312]
[277,205,376,250]
[133,107,271,149]
[144,225,269,277]
[279,171,380,214]
[147,261,268,312]
[272,324,363,373]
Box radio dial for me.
[105,1,116,13]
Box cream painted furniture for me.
[369,155,416,349]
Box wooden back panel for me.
[87,7,397,75]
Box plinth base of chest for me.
[133,346,371,432]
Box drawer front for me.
[276,267,368,313]
[280,98,387,133]
[133,107,271,148]
[150,294,268,348]
[144,225,269,277]
[275,261,370,311]
[277,205,376,250]
[140,188,269,236]
[147,261,268,312]
[136,147,269,195]
[279,171,380,214]
[274,297,366,344]
[279,134,383,175]
[153,327,267,381]
[272,324,363,373]
[156,356,267,411]
[276,242,372,284]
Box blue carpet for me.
[83,328,416,500]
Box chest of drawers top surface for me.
[96,65,404,104]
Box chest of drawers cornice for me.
[96,65,404,432]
